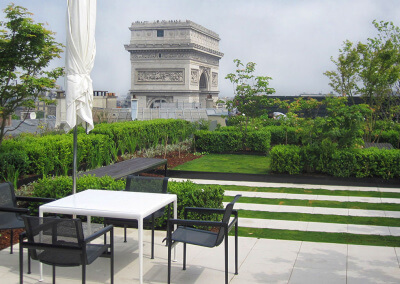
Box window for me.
[157,30,164,37]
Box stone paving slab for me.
[226,202,399,218]
[171,178,400,193]
[2,227,400,283]
[239,217,400,236]
[225,190,400,204]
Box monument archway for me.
[199,72,208,91]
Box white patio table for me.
[39,189,177,284]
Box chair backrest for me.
[215,194,241,246]
[22,216,85,265]
[0,182,18,225]
[126,175,169,194]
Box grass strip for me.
[224,196,400,211]
[193,184,400,199]
[172,154,270,174]
[235,227,400,247]
[239,210,400,227]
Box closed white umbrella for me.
[65,0,96,194]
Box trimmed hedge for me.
[194,129,271,153]
[271,144,400,179]
[270,145,303,174]
[0,119,193,182]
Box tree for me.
[0,4,64,147]
[325,20,400,141]
[225,59,275,118]
[323,40,361,104]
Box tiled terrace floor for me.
[1,228,400,283]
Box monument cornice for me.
[129,20,220,40]
[124,43,224,58]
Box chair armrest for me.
[16,196,56,203]
[168,218,225,228]
[184,207,225,215]
[0,206,30,214]
[84,225,113,243]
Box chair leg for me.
[167,222,172,284]
[10,229,14,254]
[183,243,186,270]
[53,265,56,284]
[151,214,155,259]
[82,263,86,284]
[124,225,127,242]
[225,233,228,284]
[19,240,23,284]
[111,227,114,284]
[235,221,238,275]
[28,250,31,274]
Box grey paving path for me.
[172,178,400,237]
[170,178,400,193]
[3,229,400,283]
[238,217,400,236]
[228,201,400,218]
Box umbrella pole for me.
[73,125,78,195]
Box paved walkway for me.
[2,229,400,283]
[171,178,400,237]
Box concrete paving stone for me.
[348,245,400,284]
[388,227,400,237]
[395,247,400,267]
[312,207,349,216]
[232,239,300,284]
[348,208,386,217]
[227,202,281,212]
[385,211,400,218]
[381,198,400,204]
[239,217,270,228]
[348,196,383,203]
[316,195,349,202]
[172,178,400,193]
[378,187,400,193]
[278,205,314,214]
[295,242,347,270]
[306,222,348,233]
[347,224,392,236]
[266,219,309,231]
[289,267,346,284]
[285,193,318,200]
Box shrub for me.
[194,130,242,153]
[246,130,271,153]
[264,126,298,145]
[270,145,303,174]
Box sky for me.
[2,0,399,98]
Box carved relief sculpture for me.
[137,70,184,82]
[191,69,199,84]
[212,72,218,87]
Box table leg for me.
[39,209,44,282]
[138,217,143,284]
[173,200,177,261]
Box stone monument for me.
[125,20,223,110]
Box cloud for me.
[3,0,400,98]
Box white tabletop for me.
[39,189,177,284]
[40,189,177,219]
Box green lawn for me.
[172,154,270,174]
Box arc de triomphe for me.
[125,20,223,109]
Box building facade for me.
[125,20,224,109]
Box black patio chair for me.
[167,194,241,284]
[104,175,169,259]
[0,182,55,254]
[19,215,114,284]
